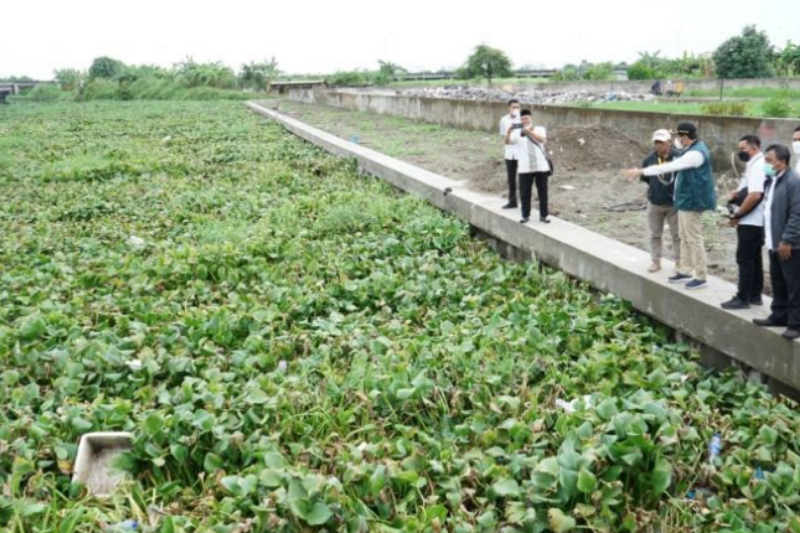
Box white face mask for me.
[510,110,520,118]
[793,141,800,155]
[674,138,684,150]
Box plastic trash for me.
[126,235,146,249]
[126,360,143,371]
[277,360,287,373]
[555,399,576,414]
[350,135,360,144]
[104,520,139,532]
[555,395,594,414]
[708,434,722,463]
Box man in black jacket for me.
[753,145,800,340]
[635,129,681,273]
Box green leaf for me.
[22,502,47,517]
[144,414,162,435]
[759,425,779,446]
[651,459,672,496]
[71,417,93,432]
[260,469,283,488]
[596,398,618,421]
[492,478,521,497]
[577,468,598,494]
[264,451,285,469]
[304,501,333,525]
[396,387,416,400]
[170,444,189,463]
[221,475,240,495]
[548,508,576,533]
[204,453,223,473]
[245,389,270,405]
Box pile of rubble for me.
[398,86,656,105]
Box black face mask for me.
[737,151,751,163]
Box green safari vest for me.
[674,140,717,212]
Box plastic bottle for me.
[708,434,722,464]
[104,520,139,532]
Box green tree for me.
[776,42,800,76]
[713,25,775,79]
[176,57,237,89]
[636,51,664,70]
[627,62,657,80]
[462,44,513,85]
[375,60,406,84]
[88,56,125,79]
[553,65,582,82]
[238,57,280,89]
[54,69,85,91]
[584,62,615,81]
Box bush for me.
[627,62,657,80]
[761,96,793,118]
[81,79,119,100]
[701,102,749,116]
[326,71,373,87]
[27,85,67,102]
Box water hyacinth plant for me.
[1,101,800,533]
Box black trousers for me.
[768,250,800,328]
[505,159,518,205]
[520,172,550,219]
[735,225,764,301]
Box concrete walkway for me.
[247,101,800,397]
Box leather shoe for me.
[782,328,800,340]
[753,318,786,327]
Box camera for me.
[512,123,523,130]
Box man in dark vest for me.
[623,122,717,290]
[753,145,800,340]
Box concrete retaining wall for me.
[248,101,800,398]
[289,89,800,170]
[491,77,800,94]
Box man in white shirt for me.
[500,99,522,209]
[793,125,800,173]
[517,109,550,224]
[722,135,766,310]
[753,144,800,340]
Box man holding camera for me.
[517,109,550,224]
[722,135,766,310]
[500,99,523,209]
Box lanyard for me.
[657,156,675,186]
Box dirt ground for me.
[265,99,753,290]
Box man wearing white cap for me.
[634,129,681,273]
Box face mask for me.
[793,141,800,155]
[674,138,684,150]
[510,111,520,118]
[764,164,777,177]
[737,151,751,163]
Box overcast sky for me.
[2,0,798,79]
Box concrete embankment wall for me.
[405,77,800,94]
[249,101,800,399]
[289,89,799,171]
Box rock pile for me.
[399,86,656,105]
